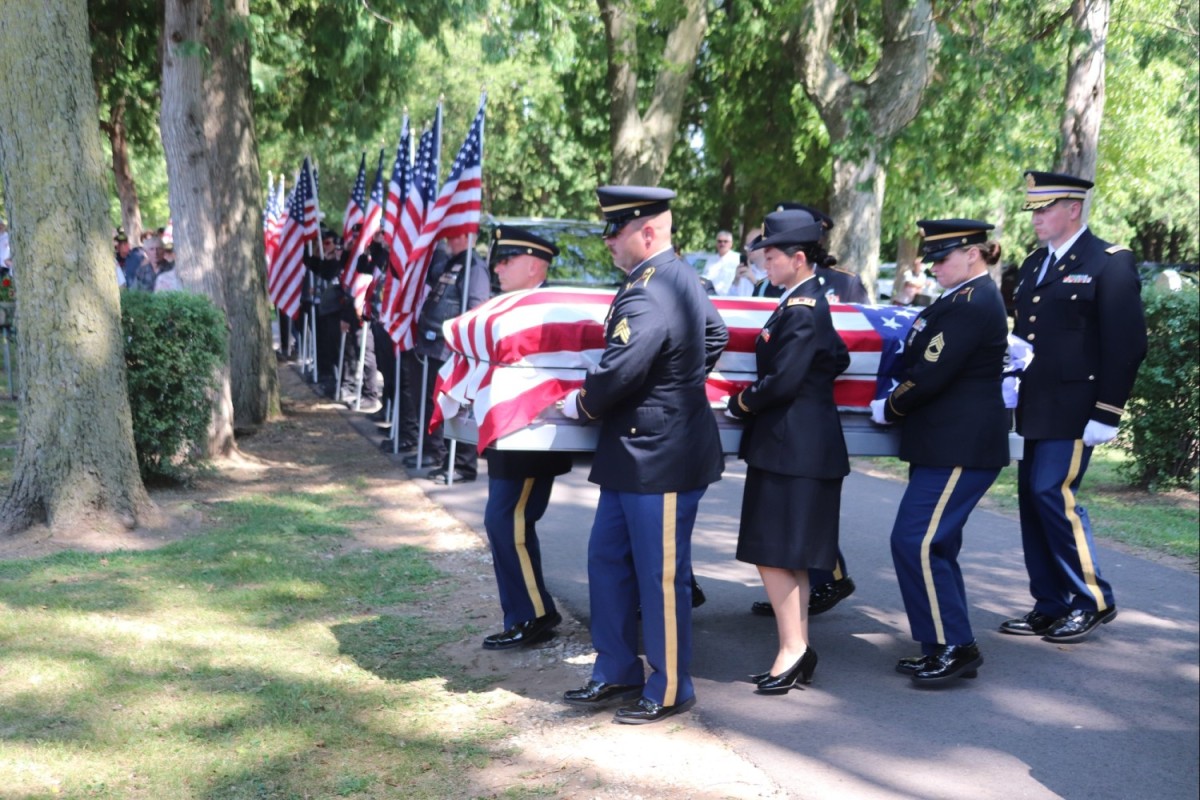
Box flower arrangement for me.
[0,275,13,303]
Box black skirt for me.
[736,466,841,571]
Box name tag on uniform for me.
[1062,274,1092,284]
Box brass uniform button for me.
[1027,333,1036,341]
[1033,296,1041,303]
[1029,315,1036,323]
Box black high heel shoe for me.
[755,648,818,695]
[748,670,770,685]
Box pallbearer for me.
[871,218,1010,684]
[561,185,727,724]
[479,226,573,650]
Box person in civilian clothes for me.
[749,202,857,620]
[999,171,1147,643]
[870,219,1010,684]
[726,209,850,695]
[560,185,727,724]
[479,226,574,649]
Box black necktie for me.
[1039,252,1058,285]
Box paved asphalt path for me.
[345,407,1198,800]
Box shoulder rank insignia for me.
[953,287,975,302]
[1062,274,1093,284]
[787,296,817,307]
[1105,244,1131,255]
[924,332,944,363]
[612,317,631,344]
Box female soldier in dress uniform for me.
[727,209,850,695]
[870,219,1010,685]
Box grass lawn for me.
[856,446,1199,564]
[0,487,504,799]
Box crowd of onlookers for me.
[114,226,180,292]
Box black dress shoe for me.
[691,576,706,609]
[809,578,856,616]
[911,642,982,684]
[748,670,771,684]
[1042,606,1117,643]
[403,453,442,469]
[429,469,476,485]
[482,611,561,650]
[613,695,696,725]
[750,600,774,617]
[895,655,930,675]
[755,647,818,695]
[368,408,390,424]
[563,681,643,708]
[999,609,1060,636]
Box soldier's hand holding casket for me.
[725,392,750,420]
[869,398,891,426]
[1082,420,1118,447]
[559,389,581,420]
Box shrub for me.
[121,291,227,482]
[1121,284,1199,490]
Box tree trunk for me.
[103,97,144,244]
[599,0,707,185]
[160,0,278,450]
[0,0,152,535]
[1057,0,1109,218]
[788,0,940,299]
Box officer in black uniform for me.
[560,185,727,725]
[303,229,348,397]
[479,226,574,649]
[1000,171,1147,643]
[871,219,1010,684]
[728,209,851,695]
[749,201,859,619]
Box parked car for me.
[476,216,619,293]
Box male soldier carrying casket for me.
[478,226,574,650]
[560,186,727,725]
[999,171,1147,643]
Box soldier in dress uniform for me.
[748,202,859,619]
[560,185,728,724]
[999,171,1147,643]
[479,226,574,650]
[870,219,1010,684]
[728,210,851,695]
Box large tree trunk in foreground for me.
[101,97,144,244]
[161,0,278,450]
[788,0,940,301]
[0,0,151,535]
[1057,0,1109,219]
[600,0,707,185]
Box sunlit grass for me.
[855,447,1199,564]
[0,489,502,799]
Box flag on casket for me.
[431,288,919,450]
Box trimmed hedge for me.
[1122,284,1199,490]
[121,291,227,482]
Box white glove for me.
[1082,420,1118,447]
[559,389,581,420]
[869,398,891,426]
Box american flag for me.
[389,96,485,349]
[383,106,442,348]
[341,151,385,315]
[430,290,918,449]
[267,157,317,320]
[382,116,410,244]
[342,153,366,246]
[263,174,284,270]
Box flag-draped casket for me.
[431,287,1012,457]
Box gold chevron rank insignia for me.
[613,317,632,344]
[924,332,945,362]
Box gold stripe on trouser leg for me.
[514,478,545,618]
[661,493,679,707]
[1064,440,1107,611]
[921,468,961,645]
